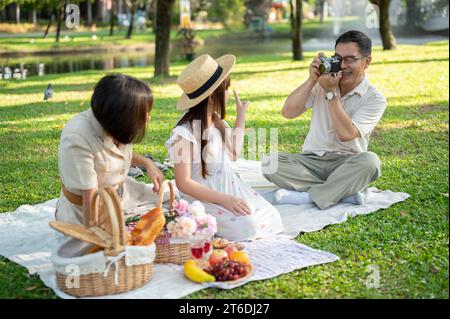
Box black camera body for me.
[319,56,341,74]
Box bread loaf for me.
[132,207,166,246]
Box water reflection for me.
[0,38,298,79]
[0,34,446,80]
[0,51,156,79]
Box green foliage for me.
[208,0,246,28]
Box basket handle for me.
[156,180,176,211]
[90,187,125,256]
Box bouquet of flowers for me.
[162,199,217,242]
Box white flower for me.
[166,217,197,239]
[189,200,206,218]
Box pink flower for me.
[195,214,217,237]
[175,199,189,216]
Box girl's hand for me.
[221,195,252,216]
[146,162,164,193]
[233,90,250,115]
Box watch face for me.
[326,92,334,100]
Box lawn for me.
[0,41,448,298]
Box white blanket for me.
[0,159,410,299]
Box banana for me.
[183,260,216,283]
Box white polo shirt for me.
[302,75,386,156]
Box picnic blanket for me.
[0,159,410,299]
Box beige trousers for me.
[261,151,381,209]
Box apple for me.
[209,249,228,266]
[224,245,238,257]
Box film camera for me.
[319,56,342,74]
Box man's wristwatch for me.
[325,90,338,101]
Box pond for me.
[0,34,447,80]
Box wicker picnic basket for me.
[49,187,155,297]
[154,181,192,265]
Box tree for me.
[369,0,397,50]
[125,0,140,39]
[154,0,175,77]
[208,0,245,28]
[54,1,66,43]
[86,0,93,25]
[315,0,325,23]
[290,0,303,61]
[109,0,115,36]
[190,0,210,20]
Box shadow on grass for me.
[0,100,88,122]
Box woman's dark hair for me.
[335,30,372,56]
[176,76,231,178]
[91,74,153,144]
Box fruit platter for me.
[183,237,254,284]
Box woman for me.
[166,54,284,241]
[56,74,164,227]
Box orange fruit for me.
[229,251,250,264]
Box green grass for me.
[0,41,448,299]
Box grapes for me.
[203,260,251,281]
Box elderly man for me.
[262,30,386,209]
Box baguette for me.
[132,207,166,246]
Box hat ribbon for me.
[187,65,223,99]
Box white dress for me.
[165,120,284,242]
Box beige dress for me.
[55,108,157,225]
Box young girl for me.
[166,54,284,241]
[56,74,164,227]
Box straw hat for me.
[176,54,236,110]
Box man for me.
[262,30,386,210]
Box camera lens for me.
[319,61,331,74]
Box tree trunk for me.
[318,0,325,23]
[87,1,93,25]
[379,0,397,50]
[1,9,6,23]
[44,12,54,38]
[109,4,115,36]
[370,0,397,50]
[125,7,135,39]
[406,0,418,29]
[290,0,303,61]
[55,5,65,43]
[154,0,175,77]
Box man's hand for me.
[309,52,325,82]
[318,70,342,92]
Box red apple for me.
[224,245,238,257]
[209,249,228,266]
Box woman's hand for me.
[221,195,252,216]
[146,161,164,193]
[233,90,250,115]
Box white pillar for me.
[16,3,20,24]
[32,10,37,25]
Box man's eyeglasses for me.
[333,54,367,64]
